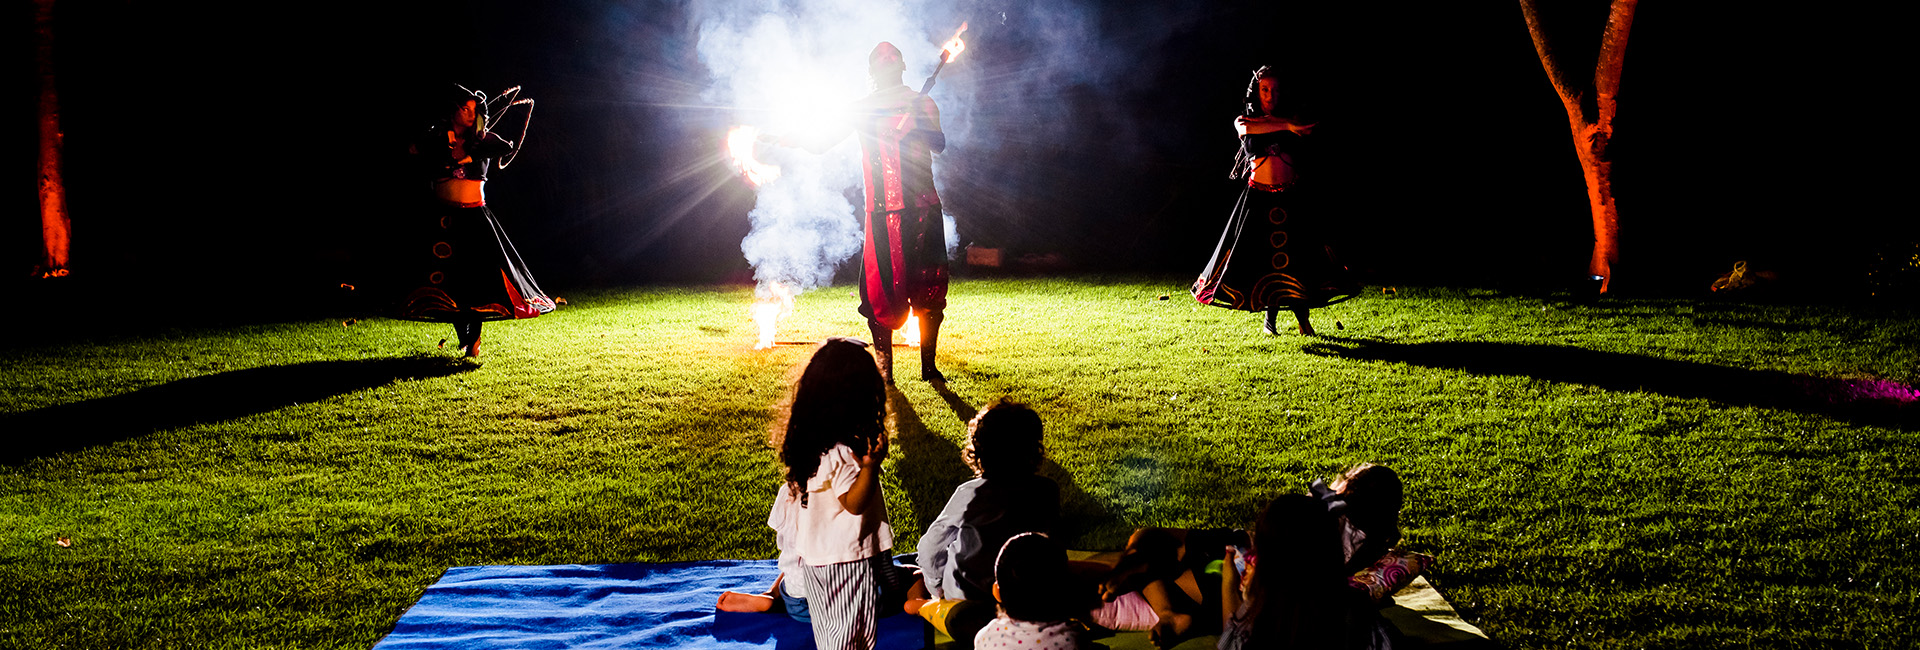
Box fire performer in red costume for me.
[787,43,950,384]
[396,84,555,358]
[1193,67,1358,336]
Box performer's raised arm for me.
[1234,114,1315,137]
[468,130,518,159]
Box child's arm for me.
[916,483,973,600]
[1219,546,1244,630]
[1343,519,1401,575]
[838,433,889,515]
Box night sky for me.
[10,1,1903,312]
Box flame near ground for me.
[749,283,795,349]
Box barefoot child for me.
[715,338,903,649]
[905,399,1059,645]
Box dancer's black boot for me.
[919,310,945,383]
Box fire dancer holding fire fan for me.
[779,42,950,384]
[396,84,554,357]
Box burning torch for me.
[895,22,968,130]
[922,22,969,94]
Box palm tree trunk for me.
[35,0,71,277]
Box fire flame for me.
[940,23,969,63]
[902,309,922,347]
[751,283,795,350]
[726,126,781,187]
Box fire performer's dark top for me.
[849,84,949,331]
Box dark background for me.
[8,1,1905,317]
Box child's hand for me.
[857,432,889,467]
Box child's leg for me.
[800,559,880,650]
[1143,576,1193,648]
[717,572,782,613]
[1101,527,1187,601]
[902,574,929,614]
[1144,568,1210,648]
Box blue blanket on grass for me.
[374,560,926,649]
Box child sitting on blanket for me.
[972,532,1088,649]
[1217,493,1395,650]
[715,338,906,650]
[904,399,1060,645]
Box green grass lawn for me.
[3,277,1916,649]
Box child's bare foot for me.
[716,590,777,613]
[1148,612,1192,648]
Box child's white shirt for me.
[768,443,893,568]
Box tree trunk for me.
[1520,0,1635,295]
[35,0,71,277]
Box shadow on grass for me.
[888,388,976,533]
[2,355,475,464]
[1301,339,1916,429]
[889,386,1111,545]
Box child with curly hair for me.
[716,338,904,649]
[905,399,1060,645]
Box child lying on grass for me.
[1092,463,1406,647]
[1312,463,1405,577]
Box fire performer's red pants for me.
[859,203,948,331]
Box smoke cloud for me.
[696,0,964,297]
[691,0,1209,289]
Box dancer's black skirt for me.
[1192,184,1358,311]
[393,201,554,323]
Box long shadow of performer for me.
[887,389,978,534]
[1302,339,1916,430]
[3,355,474,464]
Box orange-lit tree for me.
[35,0,71,278]
[1519,0,1635,295]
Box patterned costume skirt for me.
[393,202,555,323]
[858,204,949,331]
[1192,184,1358,312]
